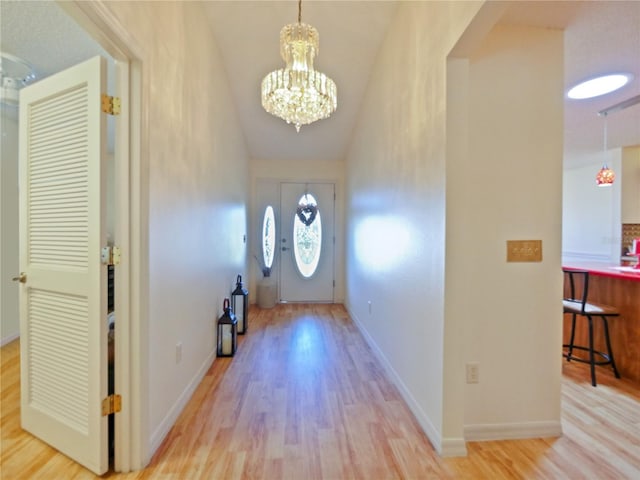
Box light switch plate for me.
[507,240,542,262]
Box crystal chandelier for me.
[261,0,337,132]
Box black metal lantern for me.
[231,274,249,335]
[217,298,237,357]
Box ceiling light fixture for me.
[595,112,615,187]
[567,73,633,100]
[1,52,37,107]
[593,94,640,187]
[261,0,337,132]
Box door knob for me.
[12,273,27,283]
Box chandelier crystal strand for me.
[261,0,337,132]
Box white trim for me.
[439,437,468,457]
[129,56,149,470]
[1,333,19,347]
[57,0,148,471]
[150,352,215,454]
[464,421,562,441]
[346,304,446,455]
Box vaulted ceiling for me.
[2,1,639,168]
[202,1,399,162]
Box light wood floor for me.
[2,303,639,479]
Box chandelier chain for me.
[298,0,302,23]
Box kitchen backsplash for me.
[622,223,640,255]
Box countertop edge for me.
[562,262,640,282]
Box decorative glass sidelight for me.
[262,206,276,271]
[293,193,322,278]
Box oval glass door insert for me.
[293,193,322,278]
[262,205,276,270]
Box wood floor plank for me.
[2,303,640,479]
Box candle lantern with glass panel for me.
[231,275,249,334]
[217,298,237,357]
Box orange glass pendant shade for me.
[596,165,615,186]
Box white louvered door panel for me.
[19,56,108,475]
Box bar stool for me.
[562,268,620,386]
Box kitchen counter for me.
[562,260,640,282]
[562,260,640,383]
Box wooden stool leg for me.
[587,315,597,387]
[601,316,621,379]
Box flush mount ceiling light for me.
[1,52,37,107]
[261,0,337,132]
[567,73,633,100]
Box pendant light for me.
[595,112,615,187]
[261,0,337,132]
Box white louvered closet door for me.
[19,56,108,475]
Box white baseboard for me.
[464,420,562,441]
[440,437,468,457]
[1,332,19,347]
[149,350,215,455]
[345,304,449,455]
[344,305,562,455]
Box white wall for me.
[563,150,622,262]
[452,24,563,440]
[621,146,640,224]
[104,1,250,459]
[0,106,20,345]
[345,1,482,455]
[249,159,345,303]
[346,2,564,455]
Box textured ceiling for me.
[500,1,640,168]
[562,1,640,168]
[1,1,639,169]
[0,0,111,80]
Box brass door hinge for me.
[101,94,121,115]
[102,394,121,416]
[101,246,121,266]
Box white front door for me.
[18,56,109,475]
[279,182,335,302]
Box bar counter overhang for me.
[562,261,640,384]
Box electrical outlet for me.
[176,342,182,364]
[466,362,479,384]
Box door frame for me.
[279,182,336,303]
[250,168,345,306]
[59,1,148,471]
